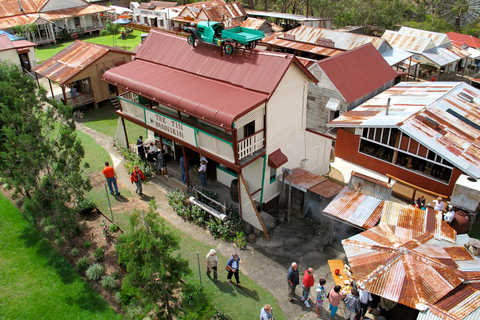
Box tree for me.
[104,20,122,47]
[13,23,37,42]
[0,62,91,243]
[116,201,191,319]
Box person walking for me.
[226,253,241,287]
[344,288,361,320]
[301,268,315,307]
[206,249,218,282]
[180,156,190,184]
[433,196,445,211]
[102,161,120,195]
[315,278,327,318]
[259,304,272,320]
[137,136,145,161]
[328,285,343,317]
[358,288,373,320]
[130,165,145,195]
[198,159,207,188]
[287,262,299,302]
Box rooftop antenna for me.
[18,0,24,13]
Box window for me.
[244,120,255,137]
[270,167,276,183]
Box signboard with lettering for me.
[140,10,164,17]
[316,38,335,48]
[145,110,196,146]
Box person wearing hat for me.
[206,249,218,282]
[226,253,241,287]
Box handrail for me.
[386,174,449,201]
[237,128,265,144]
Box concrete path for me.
[75,122,348,320]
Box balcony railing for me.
[237,129,265,160]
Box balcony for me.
[117,92,266,165]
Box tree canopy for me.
[0,62,91,242]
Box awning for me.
[268,148,288,168]
[102,59,267,130]
[17,48,30,54]
[325,98,340,111]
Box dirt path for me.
[75,121,347,320]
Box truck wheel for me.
[250,40,257,49]
[187,35,195,47]
[224,43,234,55]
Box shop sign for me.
[145,109,196,145]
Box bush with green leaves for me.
[100,275,118,292]
[94,247,105,262]
[71,247,80,256]
[83,241,91,249]
[108,223,120,233]
[115,142,154,177]
[76,256,90,272]
[114,291,123,304]
[76,197,96,215]
[86,263,105,281]
[178,281,225,320]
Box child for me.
[315,279,327,318]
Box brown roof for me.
[39,4,111,21]
[150,1,177,8]
[0,15,45,30]
[0,0,48,17]
[200,1,246,20]
[241,17,283,32]
[0,33,13,51]
[343,223,470,311]
[268,149,287,169]
[428,284,480,320]
[33,40,133,84]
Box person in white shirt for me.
[433,196,445,211]
[206,249,218,282]
[444,206,455,224]
[358,288,373,320]
[198,160,207,188]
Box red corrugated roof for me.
[103,59,267,129]
[33,40,133,84]
[317,43,398,103]
[0,33,13,51]
[447,32,480,49]
[134,30,316,97]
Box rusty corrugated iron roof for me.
[424,284,480,320]
[398,27,451,47]
[285,26,390,51]
[39,4,111,21]
[0,0,48,17]
[348,171,392,200]
[0,33,13,51]
[0,15,47,30]
[240,17,283,32]
[317,43,397,104]
[382,30,436,54]
[200,1,246,20]
[309,179,343,198]
[33,40,133,84]
[343,223,472,311]
[323,187,384,229]
[261,33,344,58]
[327,82,480,178]
[380,202,456,243]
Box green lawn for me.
[76,129,287,319]
[82,113,146,146]
[35,30,143,63]
[0,192,122,320]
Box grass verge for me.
[0,192,122,320]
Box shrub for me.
[114,291,123,304]
[71,247,80,256]
[234,231,246,249]
[94,247,105,262]
[116,143,154,178]
[76,256,90,272]
[179,281,216,319]
[100,275,118,292]
[76,197,96,215]
[83,241,91,249]
[86,263,105,281]
[54,235,66,247]
[108,223,119,233]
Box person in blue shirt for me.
[226,253,241,287]
[259,304,272,320]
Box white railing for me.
[121,91,139,103]
[237,129,265,160]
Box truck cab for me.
[196,21,224,43]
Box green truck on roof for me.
[185,21,265,55]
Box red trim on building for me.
[335,129,462,196]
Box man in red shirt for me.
[301,267,315,307]
[130,165,145,195]
[102,161,120,195]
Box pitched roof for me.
[447,32,480,49]
[102,30,316,129]
[327,82,480,178]
[33,40,133,84]
[317,43,397,103]
[0,0,48,17]
[382,30,436,54]
[199,1,245,20]
[398,26,451,47]
[0,33,13,51]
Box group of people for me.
[415,195,460,224]
[205,250,241,287]
[286,262,397,319]
[137,136,170,179]
[180,154,208,187]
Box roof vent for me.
[459,92,474,103]
[422,116,439,129]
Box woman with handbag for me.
[226,253,241,287]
